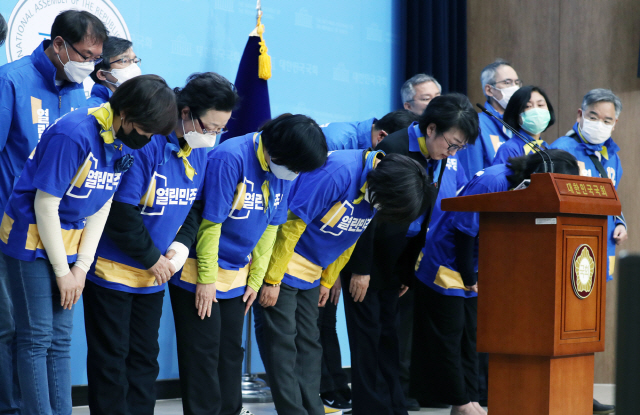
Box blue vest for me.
[0,110,131,263]
[457,101,512,180]
[493,129,548,166]
[86,83,113,107]
[417,164,512,297]
[0,40,87,214]
[322,118,376,150]
[549,122,624,279]
[88,133,208,294]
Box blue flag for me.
[222,35,271,143]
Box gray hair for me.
[401,74,442,104]
[480,58,511,96]
[581,88,622,118]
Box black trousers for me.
[396,288,414,397]
[341,271,407,415]
[261,283,324,415]
[410,281,479,406]
[169,284,245,415]
[317,298,349,396]
[83,280,164,415]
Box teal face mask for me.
[519,108,551,135]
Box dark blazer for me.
[343,127,441,290]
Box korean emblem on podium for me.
[571,244,596,299]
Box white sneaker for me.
[240,408,255,415]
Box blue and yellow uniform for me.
[265,149,381,289]
[492,129,548,166]
[0,40,87,213]
[86,83,113,107]
[549,122,625,279]
[458,101,512,180]
[171,132,291,298]
[87,132,207,293]
[416,164,511,297]
[0,105,130,262]
[321,118,376,151]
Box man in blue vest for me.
[458,59,522,180]
[401,74,442,115]
[0,10,107,413]
[549,89,624,415]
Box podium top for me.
[442,173,621,215]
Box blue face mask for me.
[519,108,551,135]
[269,159,298,181]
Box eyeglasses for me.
[110,57,142,65]
[492,78,523,88]
[441,134,467,152]
[64,39,103,64]
[197,118,228,135]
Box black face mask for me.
[116,125,150,150]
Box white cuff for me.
[167,241,189,273]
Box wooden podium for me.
[441,173,621,415]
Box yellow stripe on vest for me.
[230,182,247,211]
[94,257,156,288]
[0,213,14,244]
[433,266,470,291]
[25,224,84,255]
[71,155,93,188]
[320,202,347,228]
[180,258,251,292]
[285,252,323,284]
[140,177,157,207]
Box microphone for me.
[475,103,554,173]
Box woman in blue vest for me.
[0,75,176,415]
[493,86,555,165]
[169,114,328,415]
[412,149,579,415]
[259,151,436,415]
[87,36,142,106]
[82,72,237,415]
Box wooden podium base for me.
[488,353,594,415]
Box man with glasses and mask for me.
[0,9,107,413]
[341,94,478,414]
[401,74,442,115]
[458,59,522,180]
[549,89,624,415]
[88,36,142,106]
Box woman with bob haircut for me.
[411,149,579,415]
[258,149,437,415]
[493,85,556,165]
[83,72,238,415]
[168,113,328,415]
[0,74,176,415]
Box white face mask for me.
[104,63,142,87]
[580,117,613,145]
[57,42,94,84]
[269,159,298,181]
[182,117,217,149]
[492,85,519,109]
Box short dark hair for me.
[506,149,579,188]
[109,75,177,136]
[0,13,7,47]
[374,110,419,134]
[259,114,328,173]
[367,153,437,223]
[90,36,133,83]
[174,72,239,118]
[503,85,556,133]
[50,10,108,46]
[418,93,480,145]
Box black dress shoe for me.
[404,397,420,411]
[593,398,615,414]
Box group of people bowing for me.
[0,9,624,415]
